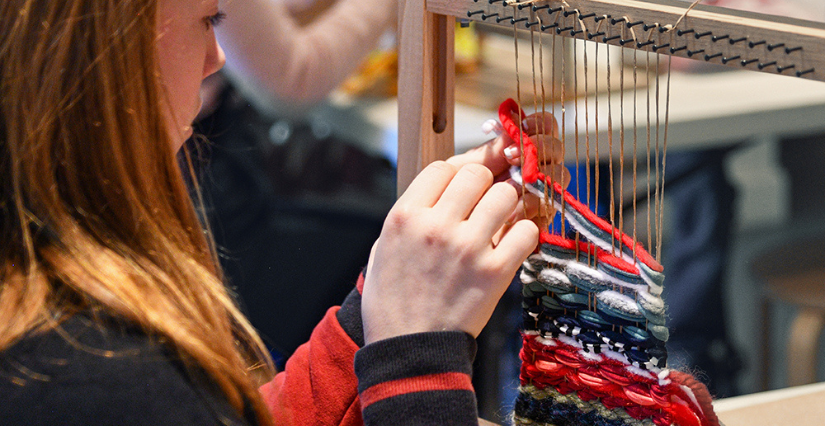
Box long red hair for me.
[0,1,275,424]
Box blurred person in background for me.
[194,0,399,361]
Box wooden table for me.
[714,381,825,426]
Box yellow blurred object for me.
[340,22,484,98]
[340,49,398,97]
[455,21,482,74]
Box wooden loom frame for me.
[396,0,825,193]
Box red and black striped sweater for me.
[1,274,480,425]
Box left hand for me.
[448,111,570,224]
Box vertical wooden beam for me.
[397,0,455,195]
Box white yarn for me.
[565,262,649,296]
[510,166,665,295]
[596,290,643,317]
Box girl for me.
[0,0,566,424]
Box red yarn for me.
[499,98,663,273]
[498,99,540,184]
[520,334,723,425]
[539,232,598,254]
[652,411,674,426]
[665,398,704,426]
[599,364,635,387]
[624,384,658,406]
[575,389,599,402]
[669,370,720,426]
[540,231,643,275]
[577,367,611,388]
[506,92,718,425]
[521,335,666,420]
[649,384,674,407]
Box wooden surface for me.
[714,382,825,426]
[397,0,456,194]
[430,0,825,82]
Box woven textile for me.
[500,99,718,426]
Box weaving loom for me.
[396,1,825,425]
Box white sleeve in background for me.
[217,0,398,107]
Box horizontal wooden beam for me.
[429,0,825,81]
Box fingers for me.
[491,219,539,271]
[503,164,571,223]
[503,134,564,167]
[447,112,562,177]
[501,112,562,170]
[432,109,567,232]
[395,161,458,208]
[447,134,512,176]
[433,163,494,220]
[522,112,559,138]
[505,188,541,224]
[467,181,519,239]
[501,111,558,140]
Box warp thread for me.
[500,98,719,426]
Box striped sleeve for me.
[354,331,479,425]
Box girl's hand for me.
[448,111,570,223]
[362,161,537,343]
[361,112,568,343]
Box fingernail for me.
[522,118,530,131]
[504,145,520,160]
[481,119,503,136]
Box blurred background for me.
[194,0,825,422]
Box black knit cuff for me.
[354,332,478,425]
[335,288,365,348]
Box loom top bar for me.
[430,0,825,81]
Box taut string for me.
[513,9,528,221]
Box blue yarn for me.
[624,326,655,347]
[595,298,647,323]
[537,319,560,335]
[577,330,602,346]
[515,392,551,423]
[625,348,652,364]
[527,280,546,292]
[540,244,582,261]
[578,310,612,330]
[598,261,646,285]
[593,307,638,327]
[547,402,581,424]
[556,292,590,310]
[555,315,584,329]
[647,345,668,367]
[541,295,566,311]
[579,409,629,426]
[568,273,615,294]
[522,283,537,298]
[515,391,633,426]
[599,330,628,345]
[524,299,542,313]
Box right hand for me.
[361,161,539,344]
